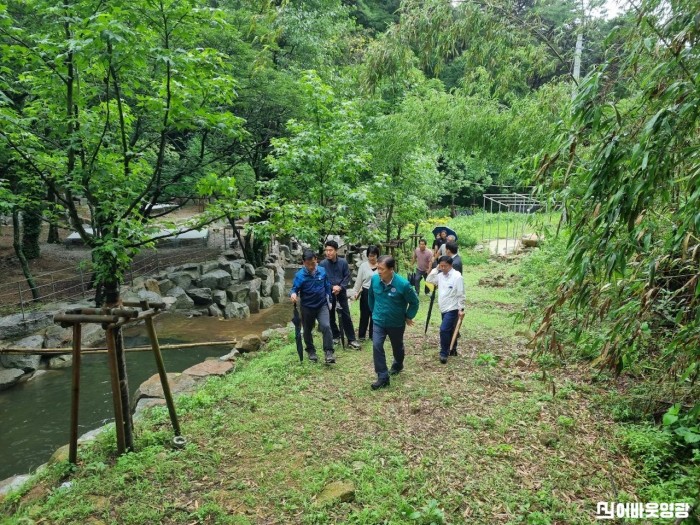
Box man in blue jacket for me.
[290,250,335,364]
[320,240,361,349]
[368,255,420,389]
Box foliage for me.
[533,0,700,383]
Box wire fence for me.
[0,245,226,318]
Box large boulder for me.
[219,261,242,278]
[168,271,197,290]
[200,260,220,275]
[0,369,25,391]
[208,304,223,318]
[248,278,262,294]
[270,282,285,303]
[244,263,256,278]
[235,334,262,353]
[43,325,72,349]
[143,278,161,294]
[256,268,275,297]
[212,290,227,307]
[225,284,249,304]
[134,372,199,402]
[0,335,44,371]
[47,355,72,369]
[169,286,195,310]
[138,290,163,305]
[223,302,249,319]
[259,297,274,310]
[198,270,232,290]
[157,278,175,295]
[0,311,53,340]
[248,290,260,314]
[182,360,233,377]
[186,288,213,306]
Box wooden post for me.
[144,315,181,436]
[105,328,127,454]
[69,323,82,464]
[113,327,134,451]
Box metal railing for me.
[0,246,224,318]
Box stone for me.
[0,474,31,497]
[244,263,256,278]
[0,312,53,340]
[212,290,228,307]
[183,360,233,377]
[78,426,110,443]
[316,481,355,505]
[48,355,72,369]
[226,284,249,304]
[143,278,161,294]
[0,335,44,370]
[259,297,274,310]
[157,278,175,295]
[270,282,285,303]
[186,288,213,306]
[0,368,25,391]
[200,260,220,275]
[218,261,240,277]
[256,268,274,297]
[43,325,72,349]
[235,334,263,353]
[133,397,166,417]
[522,233,541,247]
[248,290,260,314]
[219,349,240,361]
[174,263,201,273]
[351,461,366,471]
[169,286,195,310]
[81,323,105,348]
[223,302,249,320]
[208,304,223,318]
[198,269,232,290]
[168,271,196,290]
[279,244,291,258]
[247,277,262,293]
[49,444,70,465]
[138,290,163,305]
[134,372,200,401]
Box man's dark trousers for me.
[302,305,333,353]
[372,324,405,380]
[439,310,459,358]
[329,290,355,342]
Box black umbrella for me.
[335,299,346,349]
[432,226,458,240]
[424,287,436,334]
[292,304,304,362]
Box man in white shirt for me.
[426,255,465,364]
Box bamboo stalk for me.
[0,340,238,355]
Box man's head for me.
[446,235,456,242]
[324,240,339,261]
[418,239,427,250]
[445,241,458,256]
[302,249,317,272]
[376,255,395,283]
[438,255,453,274]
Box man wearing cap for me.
[290,250,336,364]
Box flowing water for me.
[0,303,293,480]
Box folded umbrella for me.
[292,304,304,362]
[335,299,346,349]
[424,287,436,334]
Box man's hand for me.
[458,310,465,319]
[290,293,298,304]
[332,285,341,295]
[406,318,415,327]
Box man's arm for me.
[340,259,351,289]
[404,283,420,320]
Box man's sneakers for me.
[371,377,390,390]
[439,356,448,364]
[389,364,403,376]
[333,338,340,346]
[449,349,458,356]
[324,350,336,364]
[348,340,361,350]
[308,351,318,363]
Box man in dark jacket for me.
[320,240,361,349]
[444,241,463,274]
[290,250,335,364]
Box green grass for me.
[0,256,644,525]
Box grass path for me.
[1,258,641,524]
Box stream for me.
[0,303,293,480]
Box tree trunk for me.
[12,209,39,300]
[21,206,42,260]
[46,187,61,244]
[385,202,394,242]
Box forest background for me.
[0,0,698,517]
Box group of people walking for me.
[290,231,466,390]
